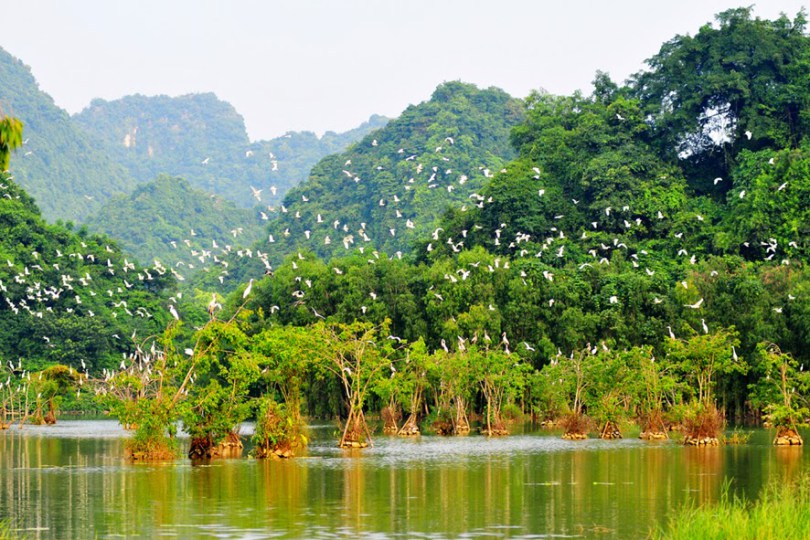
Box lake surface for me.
[0,421,806,539]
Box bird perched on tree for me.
[207,293,221,319]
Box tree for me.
[474,347,530,436]
[749,342,810,444]
[315,320,396,448]
[665,327,746,443]
[182,320,260,459]
[633,8,810,182]
[0,115,23,170]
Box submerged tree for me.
[665,327,745,444]
[252,398,308,458]
[251,325,327,456]
[475,347,529,436]
[586,347,634,439]
[29,365,80,425]
[182,320,260,460]
[540,348,597,439]
[396,339,431,436]
[632,346,681,440]
[749,342,810,445]
[316,320,396,448]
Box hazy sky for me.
[1,1,806,140]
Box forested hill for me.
[73,94,389,208]
[0,170,172,373]
[260,81,523,263]
[0,47,134,222]
[85,175,264,266]
[214,9,810,424]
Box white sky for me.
[1,1,806,140]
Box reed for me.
[652,474,810,539]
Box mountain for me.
[85,175,265,266]
[73,94,388,207]
[258,81,523,263]
[0,47,134,222]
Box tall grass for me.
[652,474,810,539]
[0,520,14,539]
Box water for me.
[0,421,806,539]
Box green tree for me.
[0,115,23,171]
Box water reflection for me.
[1,422,808,539]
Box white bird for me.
[739,190,746,199]
[243,278,254,299]
[701,319,709,334]
[666,326,675,339]
[744,130,752,140]
[169,304,180,320]
[250,186,262,201]
[207,294,221,318]
[684,298,704,309]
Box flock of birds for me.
[0,119,805,410]
[140,123,799,376]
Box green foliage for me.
[664,327,745,405]
[633,8,810,179]
[180,320,260,456]
[0,115,23,171]
[0,171,171,373]
[252,398,307,457]
[653,474,810,539]
[86,175,264,266]
[748,343,810,429]
[251,81,522,267]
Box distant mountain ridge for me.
[0,46,134,222]
[73,93,388,208]
[0,45,387,225]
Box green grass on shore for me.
[652,474,810,539]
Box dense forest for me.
[0,169,171,373]
[200,81,524,289]
[2,8,810,457]
[86,175,264,266]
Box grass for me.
[721,428,752,445]
[652,474,810,539]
